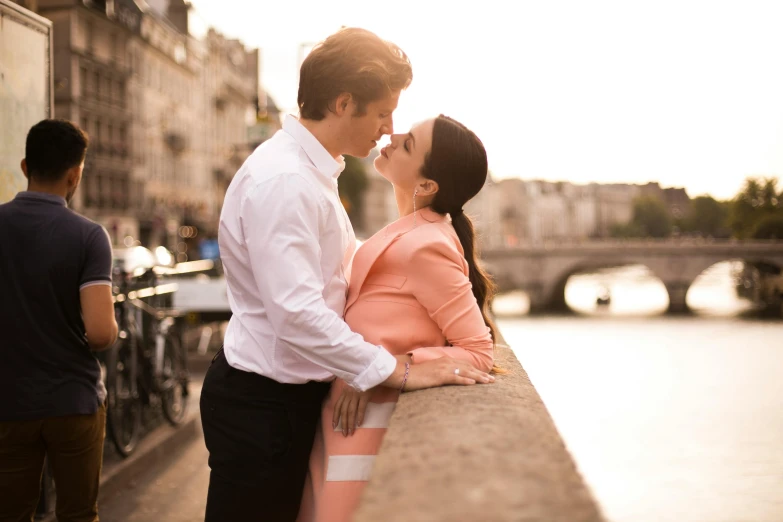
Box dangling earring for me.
[413,189,418,227]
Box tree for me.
[752,214,783,239]
[683,195,730,238]
[609,196,673,238]
[338,155,369,228]
[631,195,672,238]
[610,222,644,238]
[729,177,782,238]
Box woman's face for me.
[374,118,435,193]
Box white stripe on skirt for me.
[325,455,376,482]
[333,402,395,432]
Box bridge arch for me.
[685,259,750,315]
[532,259,669,315]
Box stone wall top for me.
[354,346,606,522]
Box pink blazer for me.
[344,207,494,373]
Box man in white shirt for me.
[200,27,493,522]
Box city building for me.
[563,182,599,239]
[494,178,530,246]
[592,183,641,237]
[479,179,595,247]
[15,0,264,254]
[639,181,692,220]
[13,0,139,243]
[203,28,262,222]
[469,178,689,247]
[353,161,694,248]
[127,0,211,251]
[465,174,505,249]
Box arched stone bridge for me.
[481,239,783,314]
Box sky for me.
[186,0,783,200]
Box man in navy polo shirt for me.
[0,119,118,522]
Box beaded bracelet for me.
[399,361,411,392]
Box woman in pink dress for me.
[297,115,497,522]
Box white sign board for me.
[171,277,231,313]
[0,0,52,203]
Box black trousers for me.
[200,349,330,522]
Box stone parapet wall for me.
[354,346,605,522]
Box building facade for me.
[639,181,692,220]
[127,0,217,254]
[15,0,139,243]
[592,183,641,237]
[15,0,263,255]
[203,28,261,217]
[469,178,689,247]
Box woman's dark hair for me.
[422,115,501,369]
[298,27,412,120]
[25,119,89,182]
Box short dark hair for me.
[298,27,413,120]
[25,119,89,182]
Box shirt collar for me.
[15,190,67,206]
[283,115,345,180]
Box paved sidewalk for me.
[97,431,209,522]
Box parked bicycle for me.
[102,246,190,457]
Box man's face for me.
[341,90,400,158]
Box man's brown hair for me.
[298,27,413,120]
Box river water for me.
[494,262,783,522]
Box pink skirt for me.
[297,380,399,522]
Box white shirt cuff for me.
[350,347,397,392]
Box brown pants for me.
[0,404,106,522]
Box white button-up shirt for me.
[218,115,397,391]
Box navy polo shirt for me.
[0,191,111,421]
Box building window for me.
[95,175,105,208]
[80,67,88,98]
[95,120,102,153]
[134,181,144,210]
[94,71,100,97]
[99,174,109,209]
[85,21,94,52]
[118,175,129,209]
[110,33,118,60]
[85,175,97,208]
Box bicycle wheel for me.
[160,333,189,426]
[106,337,142,457]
